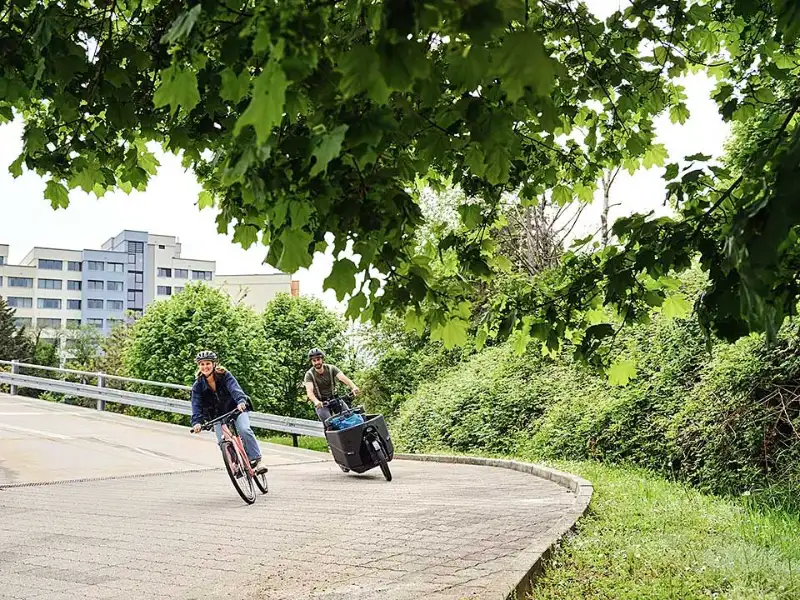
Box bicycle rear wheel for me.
[221,441,256,504]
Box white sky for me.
[0,3,730,314]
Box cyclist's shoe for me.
[251,458,268,474]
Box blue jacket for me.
[190,368,250,426]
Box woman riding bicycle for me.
[190,350,267,474]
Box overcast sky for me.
[0,4,730,313]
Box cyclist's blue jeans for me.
[214,411,261,461]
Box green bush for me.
[394,307,800,509]
[125,284,281,412]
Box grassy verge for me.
[523,458,800,600]
[259,433,329,453]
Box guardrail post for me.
[292,433,299,447]
[10,360,19,395]
[96,374,105,411]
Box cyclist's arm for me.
[224,372,248,407]
[336,371,358,392]
[304,381,319,404]
[190,383,203,426]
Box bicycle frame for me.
[203,410,256,479]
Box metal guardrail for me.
[0,360,325,441]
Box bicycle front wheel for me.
[254,470,268,494]
[221,442,256,504]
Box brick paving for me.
[0,393,584,599]
[0,460,577,600]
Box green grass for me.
[259,433,329,453]
[524,459,800,600]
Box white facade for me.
[213,273,296,313]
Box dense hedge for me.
[394,313,800,509]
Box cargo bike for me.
[321,392,394,482]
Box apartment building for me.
[0,230,298,340]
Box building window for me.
[37,298,62,309]
[68,261,82,271]
[67,280,82,291]
[37,318,62,329]
[14,317,32,328]
[0,276,3,286]
[158,244,166,249]
[107,280,124,292]
[157,286,172,296]
[7,297,33,308]
[175,286,185,294]
[66,319,82,328]
[174,269,188,279]
[9,277,33,288]
[38,278,62,290]
[108,300,124,311]
[87,299,104,309]
[87,318,103,329]
[128,253,136,264]
[158,268,172,278]
[67,299,81,310]
[88,280,104,291]
[128,241,144,253]
[107,262,124,273]
[192,270,212,281]
[0,256,4,265]
[107,318,124,329]
[38,259,63,270]
[87,260,104,271]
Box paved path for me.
[0,393,580,600]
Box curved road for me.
[0,393,580,600]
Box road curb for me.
[395,453,593,600]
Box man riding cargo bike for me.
[304,348,394,481]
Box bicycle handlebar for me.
[322,390,355,407]
[190,407,243,433]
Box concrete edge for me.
[395,453,593,600]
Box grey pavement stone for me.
[0,394,592,600]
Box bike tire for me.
[369,437,392,482]
[221,442,256,504]
[254,470,268,494]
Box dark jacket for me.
[190,368,251,426]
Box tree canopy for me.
[3,0,800,365]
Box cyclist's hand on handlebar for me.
[313,399,322,408]
[351,387,360,396]
[191,424,202,434]
[237,402,247,412]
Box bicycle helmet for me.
[308,348,325,359]
[195,350,218,363]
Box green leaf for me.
[608,358,637,386]
[234,61,288,145]
[198,191,214,210]
[310,125,348,176]
[552,184,572,205]
[220,68,251,104]
[44,180,70,209]
[232,224,258,250]
[161,5,202,44]
[662,294,692,319]
[670,103,690,124]
[153,65,200,116]
[345,292,368,320]
[575,182,595,203]
[277,228,313,273]
[435,318,469,350]
[404,309,425,335]
[323,258,358,301]
[495,30,555,102]
[338,45,390,104]
[8,156,23,178]
[642,144,668,169]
